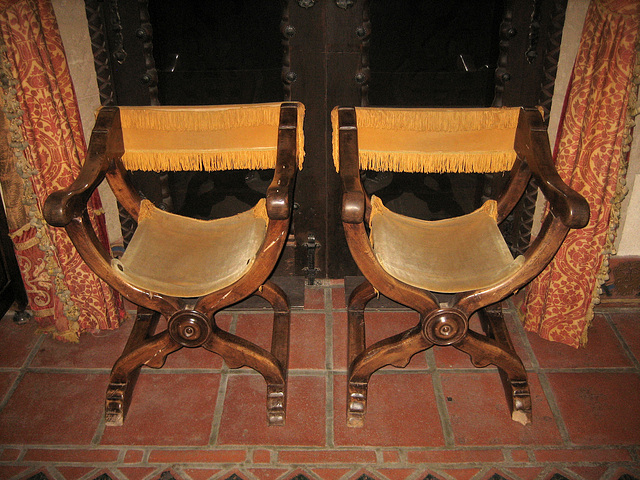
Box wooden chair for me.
[45,102,304,426]
[332,106,589,427]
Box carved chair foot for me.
[508,379,532,425]
[347,381,368,428]
[105,380,133,426]
[478,305,532,425]
[456,305,532,425]
[105,308,167,426]
[267,383,286,426]
[205,325,289,425]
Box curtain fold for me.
[524,0,640,347]
[0,0,124,341]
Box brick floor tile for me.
[122,449,145,463]
[509,449,530,462]
[305,287,326,310]
[116,466,161,480]
[309,468,353,480]
[0,466,30,480]
[546,372,640,445]
[217,374,325,446]
[22,448,120,463]
[100,372,221,446]
[30,320,133,369]
[609,312,640,363]
[333,373,445,447]
[0,320,40,368]
[0,372,18,402]
[527,315,631,369]
[381,450,400,463]
[245,468,290,480]
[278,449,377,464]
[53,466,97,480]
[252,449,272,463]
[235,312,326,370]
[180,468,222,480]
[407,449,504,464]
[147,449,246,464]
[332,287,347,310]
[504,467,545,480]
[333,310,426,371]
[532,447,632,462]
[0,372,106,445]
[377,468,420,480]
[566,466,611,480]
[0,447,21,461]
[441,468,482,480]
[440,371,563,446]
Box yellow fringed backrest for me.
[332,106,521,174]
[116,102,305,172]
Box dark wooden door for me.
[85,0,566,280]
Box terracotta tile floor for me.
[0,281,639,480]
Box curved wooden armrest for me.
[44,107,123,227]
[495,157,532,224]
[337,107,367,224]
[455,214,572,315]
[515,108,590,229]
[266,103,300,220]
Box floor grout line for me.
[324,286,335,448]
[536,370,572,446]
[0,333,45,413]
[602,311,640,370]
[207,311,238,446]
[426,348,456,449]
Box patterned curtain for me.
[524,0,640,347]
[0,0,124,341]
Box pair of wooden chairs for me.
[44,102,588,427]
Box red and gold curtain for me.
[524,0,640,347]
[0,0,124,341]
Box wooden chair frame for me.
[44,102,301,426]
[335,106,589,427]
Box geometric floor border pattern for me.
[22,470,640,480]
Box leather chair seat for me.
[113,199,268,298]
[370,196,524,293]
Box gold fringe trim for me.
[122,149,278,173]
[584,34,640,346]
[118,102,305,171]
[35,324,81,343]
[332,106,520,173]
[358,150,517,174]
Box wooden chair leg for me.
[346,281,376,427]
[204,316,289,426]
[454,305,532,425]
[347,282,435,428]
[255,280,291,426]
[348,325,433,427]
[477,304,532,425]
[106,308,182,426]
